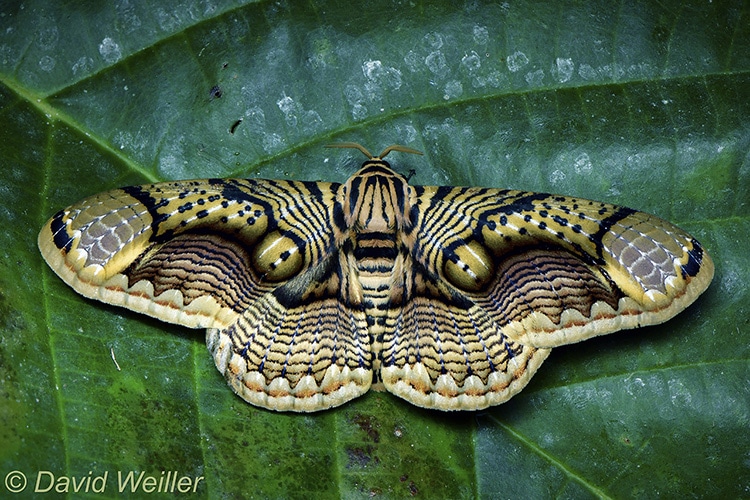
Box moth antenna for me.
[325,143,424,159]
[377,145,424,159]
[325,142,374,159]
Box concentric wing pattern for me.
[39,145,713,411]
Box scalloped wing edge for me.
[38,223,237,331]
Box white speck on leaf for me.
[36,25,59,50]
[72,56,94,75]
[98,37,122,64]
[624,375,646,396]
[110,347,121,371]
[403,50,422,73]
[549,169,566,184]
[394,123,418,144]
[541,433,558,447]
[262,132,284,153]
[443,80,463,100]
[461,51,481,72]
[563,385,597,410]
[425,50,448,79]
[347,61,403,119]
[113,129,147,156]
[506,51,528,72]
[424,32,444,49]
[362,60,402,90]
[573,153,593,174]
[277,95,297,126]
[720,266,739,295]
[159,153,181,178]
[344,85,363,106]
[0,43,15,67]
[472,25,489,45]
[578,63,598,80]
[344,85,368,120]
[554,57,574,83]
[276,95,322,132]
[243,105,266,128]
[477,70,505,88]
[607,186,622,197]
[38,55,55,72]
[668,378,692,407]
[525,69,545,86]
[424,117,458,142]
[351,104,367,121]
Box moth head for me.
[327,143,421,232]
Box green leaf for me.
[1,0,748,498]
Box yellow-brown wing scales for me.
[207,249,372,411]
[409,186,714,349]
[379,258,550,410]
[39,179,334,327]
[39,178,373,411]
[377,184,712,410]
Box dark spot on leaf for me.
[352,413,380,443]
[408,481,418,496]
[346,446,378,468]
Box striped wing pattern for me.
[38,149,714,412]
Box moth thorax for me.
[344,161,411,231]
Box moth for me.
[38,144,714,412]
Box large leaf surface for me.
[1,1,748,498]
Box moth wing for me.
[38,178,339,329]
[379,185,712,411]
[410,186,714,349]
[207,248,373,412]
[379,255,550,411]
[39,178,372,411]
